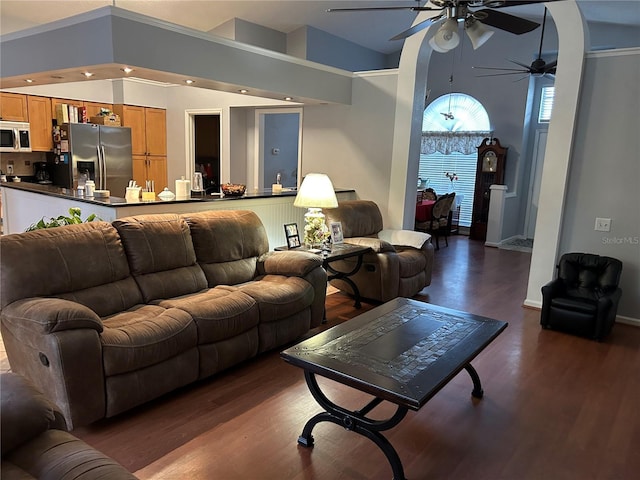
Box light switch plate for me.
[595,217,611,232]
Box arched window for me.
[418,93,491,229]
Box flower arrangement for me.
[445,171,458,183]
[303,214,330,248]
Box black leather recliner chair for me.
[541,253,623,341]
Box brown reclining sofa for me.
[0,210,326,429]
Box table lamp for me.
[293,173,338,248]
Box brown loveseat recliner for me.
[324,200,434,302]
[1,372,137,479]
[0,210,326,429]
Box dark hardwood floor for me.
[73,236,640,479]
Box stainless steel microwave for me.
[0,121,31,152]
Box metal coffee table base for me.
[297,367,485,480]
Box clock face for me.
[482,151,497,172]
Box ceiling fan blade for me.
[390,13,445,41]
[544,59,558,71]
[327,5,441,13]
[473,66,530,72]
[475,71,531,78]
[508,59,534,70]
[490,0,563,6]
[475,9,539,35]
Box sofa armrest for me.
[345,237,395,253]
[258,251,323,277]
[378,229,431,250]
[1,298,103,335]
[1,373,65,456]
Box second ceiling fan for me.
[473,7,557,79]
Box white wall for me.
[302,71,399,224]
[558,48,640,319]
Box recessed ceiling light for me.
[122,67,133,74]
[239,89,249,94]
[185,79,195,84]
[25,79,34,83]
[83,72,94,78]
[284,97,293,101]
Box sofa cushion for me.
[4,429,137,479]
[101,305,197,376]
[113,214,207,302]
[234,275,315,322]
[0,222,140,316]
[158,288,259,344]
[324,200,383,238]
[1,373,61,456]
[181,210,269,286]
[396,247,428,278]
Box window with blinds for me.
[419,93,491,228]
[538,86,555,123]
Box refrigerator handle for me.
[100,145,107,190]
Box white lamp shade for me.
[293,173,338,209]
[465,20,494,50]
[430,18,460,53]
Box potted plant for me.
[26,207,100,231]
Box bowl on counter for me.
[221,183,246,197]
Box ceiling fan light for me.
[465,19,494,50]
[430,18,460,53]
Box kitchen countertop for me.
[1,181,350,207]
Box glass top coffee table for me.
[281,297,508,480]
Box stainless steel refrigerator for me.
[52,123,133,196]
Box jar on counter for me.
[85,180,95,197]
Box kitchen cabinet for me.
[50,98,84,121]
[84,102,113,119]
[132,154,168,191]
[0,93,28,121]
[113,105,167,190]
[27,96,53,151]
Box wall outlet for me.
[595,217,611,232]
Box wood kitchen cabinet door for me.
[132,155,167,191]
[0,93,28,121]
[144,108,167,156]
[50,98,84,120]
[113,105,146,155]
[27,96,53,151]
[147,155,168,190]
[132,155,148,189]
[84,102,113,119]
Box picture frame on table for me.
[284,223,301,249]
[330,221,344,244]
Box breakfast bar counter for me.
[0,182,356,248]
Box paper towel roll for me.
[175,178,191,199]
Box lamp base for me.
[303,208,328,248]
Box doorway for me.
[254,108,302,190]
[193,114,221,193]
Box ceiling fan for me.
[473,7,557,79]
[328,1,561,51]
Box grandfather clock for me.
[470,137,507,240]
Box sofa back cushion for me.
[0,222,141,316]
[181,210,269,287]
[113,214,207,302]
[325,200,383,238]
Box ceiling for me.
[1,1,639,55]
